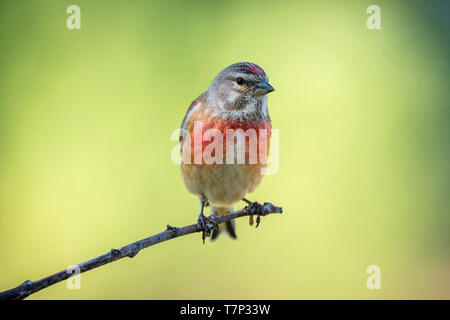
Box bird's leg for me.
[243,198,254,226]
[243,198,265,228]
[197,195,217,243]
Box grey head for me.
[206,62,275,120]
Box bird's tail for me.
[211,206,237,240]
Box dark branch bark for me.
[0,202,282,300]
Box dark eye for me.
[236,77,244,85]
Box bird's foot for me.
[245,201,266,228]
[197,214,218,243]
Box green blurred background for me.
[0,0,448,299]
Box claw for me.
[197,214,218,243]
[244,200,265,228]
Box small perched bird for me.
[179,62,275,241]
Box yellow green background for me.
[0,0,448,299]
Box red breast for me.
[182,103,271,166]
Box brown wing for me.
[179,92,206,150]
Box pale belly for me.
[181,163,263,207]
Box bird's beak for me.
[254,80,275,96]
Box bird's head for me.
[206,62,274,117]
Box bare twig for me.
[0,202,282,300]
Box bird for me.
[179,62,275,242]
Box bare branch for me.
[0,202,282,300]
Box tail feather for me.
[211,206,237,240]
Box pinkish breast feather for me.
[186,117,271,164]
